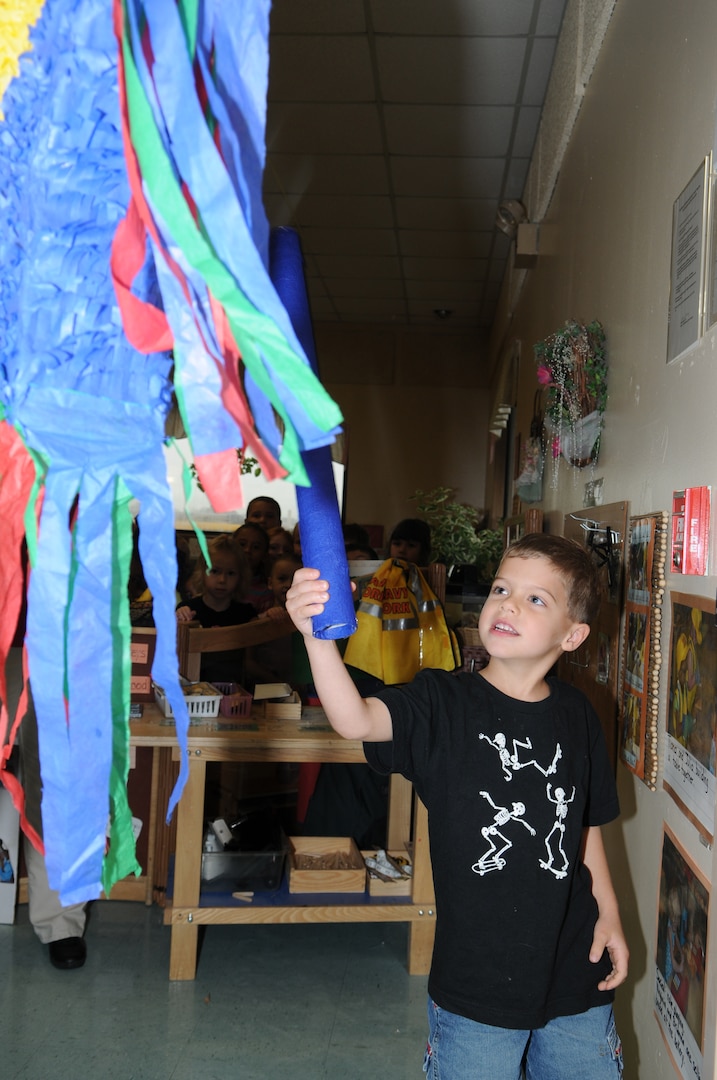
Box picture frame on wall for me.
[618,512,668,788]
[664,592,717,841]
[667,154,712,363]
[654,824,709,1080]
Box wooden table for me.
[130,704,436,981]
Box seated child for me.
[234,522,274,614]
[247,554,304,688]
[176,533,255,685]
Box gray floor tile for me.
[2,902,428,1079]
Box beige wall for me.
[488,0,717,1076]
[315,322,491,542]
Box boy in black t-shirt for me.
[286,533,628,1079]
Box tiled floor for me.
[2,901,429,1079]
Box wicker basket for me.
[459,627,483,646]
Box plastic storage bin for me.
[154,680,221,721]
[201,811,287,892]
[211,682,253,719]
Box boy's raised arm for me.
[286,567,393,742]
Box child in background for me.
[260,554,303,621]
[247,554,304,687]
[245,495,282,532]
[388,518,432,565]
[268,527,295,560]
[176,533,255,685]
[286,533,628,1078]
[234,521,274,614]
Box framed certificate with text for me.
[667,155,711,363]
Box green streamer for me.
[103,477,141,894]
[119,21,341,483]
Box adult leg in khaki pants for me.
[6,648,87,968]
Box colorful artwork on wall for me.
[618,512,669,788]
[654,825,709,1079]
[664,593,717,841]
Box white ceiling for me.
[263,0,569,343]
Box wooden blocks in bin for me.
[288,836,366,893]
[362,849,413,897]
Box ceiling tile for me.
[268,36,375,101]
[395,196,497,231]
[266,103,383,154]
[263,191,303,226]
[332,296,409,318]
[384,105,514,156]
[279,194,395,229]
[263,0,569,332]
[390,156,504,198]
[269,0,366,34]
[299,227,398,256]
[264,154,390,196]
[404,278,486,301]
[522,38,559,106]
[314,253,401,279]
[319,276,405,298]
[370,0,536,36]
[503,157,531,196]
[398,229,493,258]
[536,0,568,35]
[512,106,542,156]
[376,38,526,105]
[403,256,489,281]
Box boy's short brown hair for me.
[501,533,602,625]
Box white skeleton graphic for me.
[472,790,536,875]
[479,731,562,781]
[539,783,576,879]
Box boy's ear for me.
[562,623,590,652]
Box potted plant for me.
[535,319,607,468]
[411,486,503,581]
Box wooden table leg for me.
[143,747,160,906]
[386,773,413,850]
[168,750,206,980]
[408,795,435,975]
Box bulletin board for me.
[557,502,629,770]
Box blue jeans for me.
[423,997,623,1079]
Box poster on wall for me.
[667,154,711,364]
[664,593,717,841]
[618,512,669,788]
[654,825,709,1080]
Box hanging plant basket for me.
[534,320,607,470]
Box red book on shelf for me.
[671,490,686,572]
[683,485,710,575]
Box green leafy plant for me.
[411,486,503,579]
[190,449,261,493]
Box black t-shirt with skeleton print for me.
[365,670,619,1030]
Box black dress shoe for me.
[49,936,87,970]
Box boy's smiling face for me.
[478,553,588,664]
